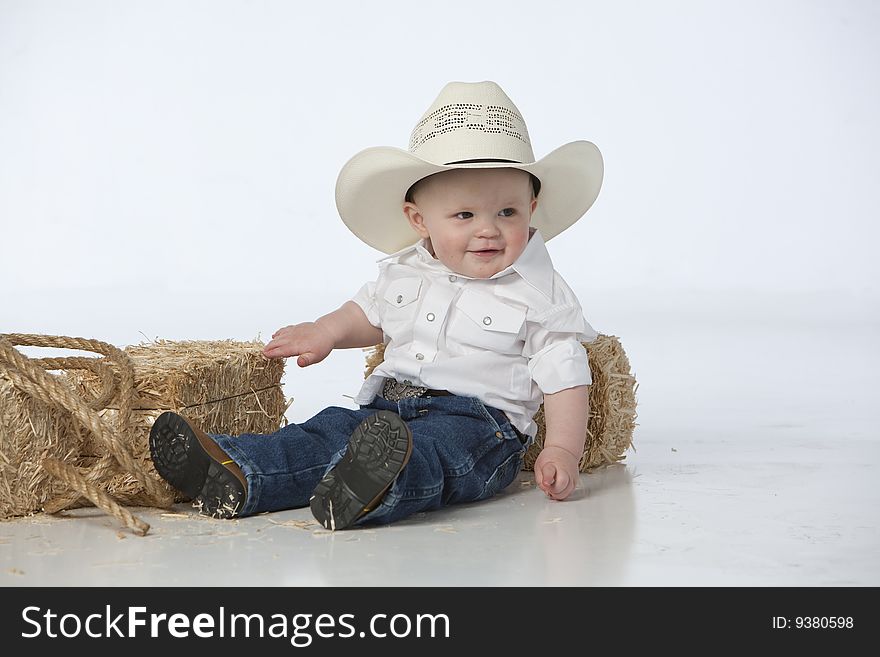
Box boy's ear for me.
[403,202,431,239]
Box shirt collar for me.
[506,229,555,298]
[377,229,555,299]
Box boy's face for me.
[402,168,537,279]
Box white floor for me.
[1,288,878,586]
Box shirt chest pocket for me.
[451,288,527,354]
[381,277,423,337]
[383,276,422,307]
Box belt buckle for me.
[383,379,427,402]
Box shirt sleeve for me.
[351,280,381,328]
[523,276,598,394]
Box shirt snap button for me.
[495,431,503,438]
[426,312,435,322]
[415,353,424,360]
[396,295,403,304]
[483,316,492,326]
[448,275,457,282]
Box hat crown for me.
[407,81,536,166]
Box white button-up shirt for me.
[351,230,597,437]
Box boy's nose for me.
[473,217,501,237]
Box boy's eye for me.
[454,212,473,220]
[499,208,515,217]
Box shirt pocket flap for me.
[383,276,422,308]
[456,289,526,334]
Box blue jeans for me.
[209,394,531,526]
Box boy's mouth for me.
[469,248,502,259]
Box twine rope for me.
[0,333,175,535]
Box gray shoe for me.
[149,411,247,519]
[310,411,412,530]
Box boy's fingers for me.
[551,472,577,500]
[264,339,303,359]
[297,353,313,368]
[551,469,569,495]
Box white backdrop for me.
[2,0,878,420]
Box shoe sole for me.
[310,411,412,531]
[149,411,245,519]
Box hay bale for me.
[0,337,288,520]
[364,334,637,472]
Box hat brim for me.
[335,140,603,254]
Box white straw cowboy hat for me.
[335,80,604,254]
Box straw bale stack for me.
[0,336,287,529]
[364,334,637,472]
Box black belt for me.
[381,379,453,402]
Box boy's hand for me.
[533,445,580,501]
[263,323,334,368]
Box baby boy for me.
[149,81,603,530]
